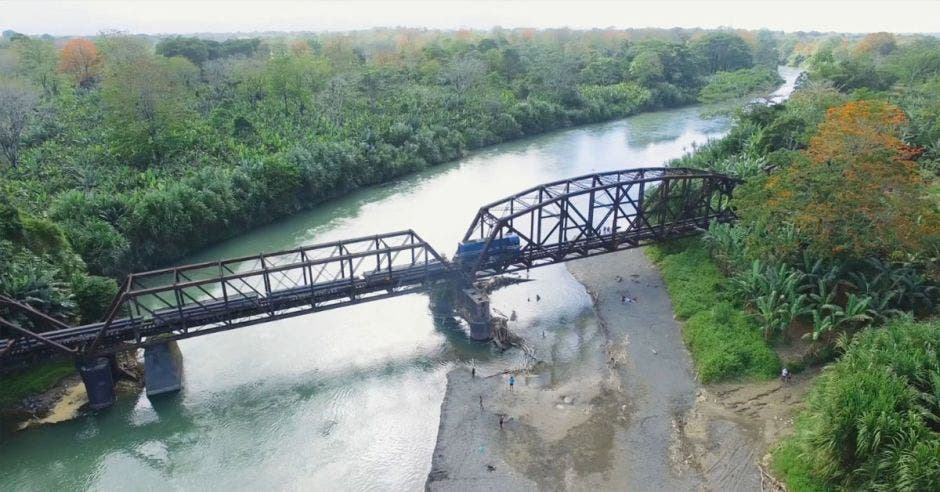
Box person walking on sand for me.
[480,395,484,412]
[509,375,515,392]
[498,415,504,430]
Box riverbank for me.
[427,248,812,490]
[1,352,143,435]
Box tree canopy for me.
[738,100,940,261]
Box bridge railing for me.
[88,229,451,349]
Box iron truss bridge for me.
[461,167,739,275]
[0,167,738,370]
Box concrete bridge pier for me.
[144,340,184,398]
[76,357,116,410]
[455,288,493,341]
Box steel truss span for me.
[460,167,739,275]
[0,230,450,369]
[0,167,738,370]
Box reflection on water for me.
[0,67,801,491]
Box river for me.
[0,67,802,491]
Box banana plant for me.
[847,269,903,323]
[754,290,809,339]
[733,259,808,338]
[806,293,873,341]
[703,222,750,272]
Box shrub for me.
[699,66,784,104]
[0,248,75,329]
[702,222,751,272]
[60,218,130,277]
[732,259,809,339]
[70,274,119,323]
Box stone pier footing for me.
[76,357,116,410]
[455,288,493,341]
[144,340,184,398]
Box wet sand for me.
[7,352,144,433]
[18,377,87,430]
[427,248,807,491]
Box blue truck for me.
[455,235,521,265]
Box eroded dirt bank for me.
[2,352,143,434]
[427,248,810,491]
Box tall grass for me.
[646,239,779,382]
[774,317,940,491]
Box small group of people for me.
[780,367,792,383]
[473,368,517,428]
[477,375,516,430]
[601,226,617,234]
[499,375,516,430]
[621,294,637,304]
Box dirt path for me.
[427,248,814,491]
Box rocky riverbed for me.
[427,248,811,491]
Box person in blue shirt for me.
[509,375,515,392]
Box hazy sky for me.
[3,1,939,36]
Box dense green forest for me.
[3,26,939,488]
[660,32,940,490]
[0,27,784,328]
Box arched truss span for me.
[461,167,739,276]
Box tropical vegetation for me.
[659,31,940,490]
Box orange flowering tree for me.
[58,38,100,87]
[736,100,940,262]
